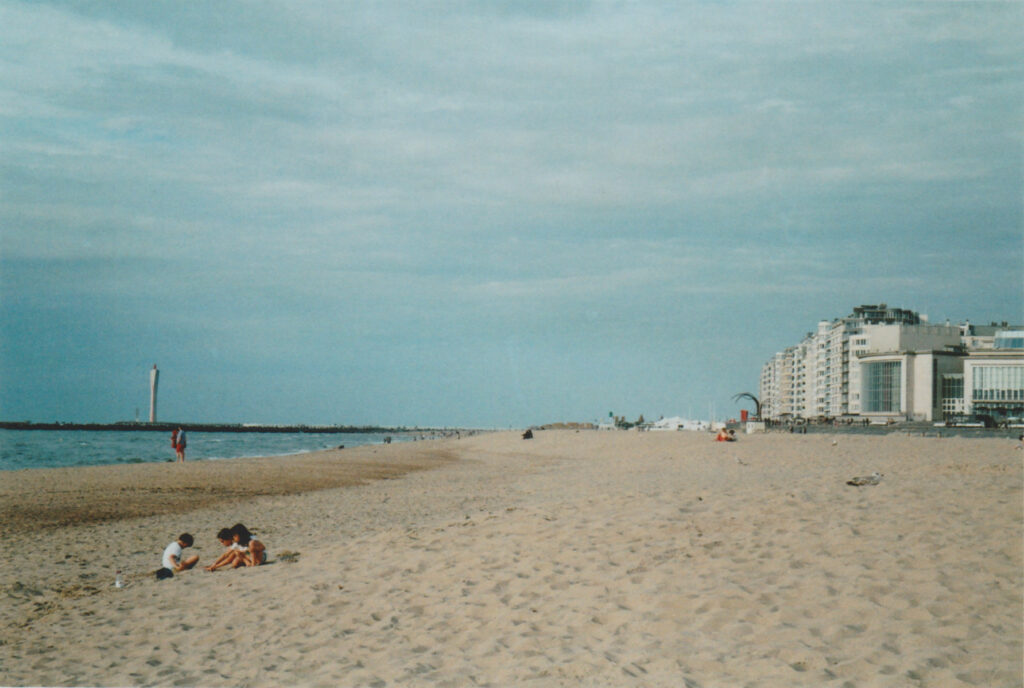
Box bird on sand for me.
[846,472,883,487]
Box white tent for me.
[650,416,709,432]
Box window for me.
[863,361,901,413]
[942,375,964,402]
[972,366,1024,402]
[994,332,1024,350]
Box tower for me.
[149,364,159,423]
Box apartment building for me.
[759,305,1023,423]
[761,304,928,420]
[760,340,814,419]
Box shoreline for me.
[0,421,470,433]
[0,428,480,474]
[1,431,1020,686]
[0,440,461,536]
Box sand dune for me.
[1,430,1021,686]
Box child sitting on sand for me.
[230,523,266,567]
[204,528,243,572]
[157,533,199,579]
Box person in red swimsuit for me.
[175,427,187,462]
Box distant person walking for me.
[176,427,187,462]
[170,428,179,459]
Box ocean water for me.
[0,429,409,471]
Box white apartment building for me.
[759,306,1023,423]
[760,347,798,419]
[761,305,925,420]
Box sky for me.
[1,1,1021,428]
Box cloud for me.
[1,0,1020,425]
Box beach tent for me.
[651,417,709,432]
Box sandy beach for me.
[1,430,1021,687]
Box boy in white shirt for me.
[157,533,199,579]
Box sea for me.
[0,429,411,472]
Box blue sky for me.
[1,1,1021,427]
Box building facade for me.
[964,330,1024,421]
[759,306,1023,424]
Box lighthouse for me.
[149,364,159,423]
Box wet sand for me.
[1,430,1021,686]
[0,443,456,535]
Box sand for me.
[0,430,1020,687]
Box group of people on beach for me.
[158,523,266,579]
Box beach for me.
[1,430,1021,687]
